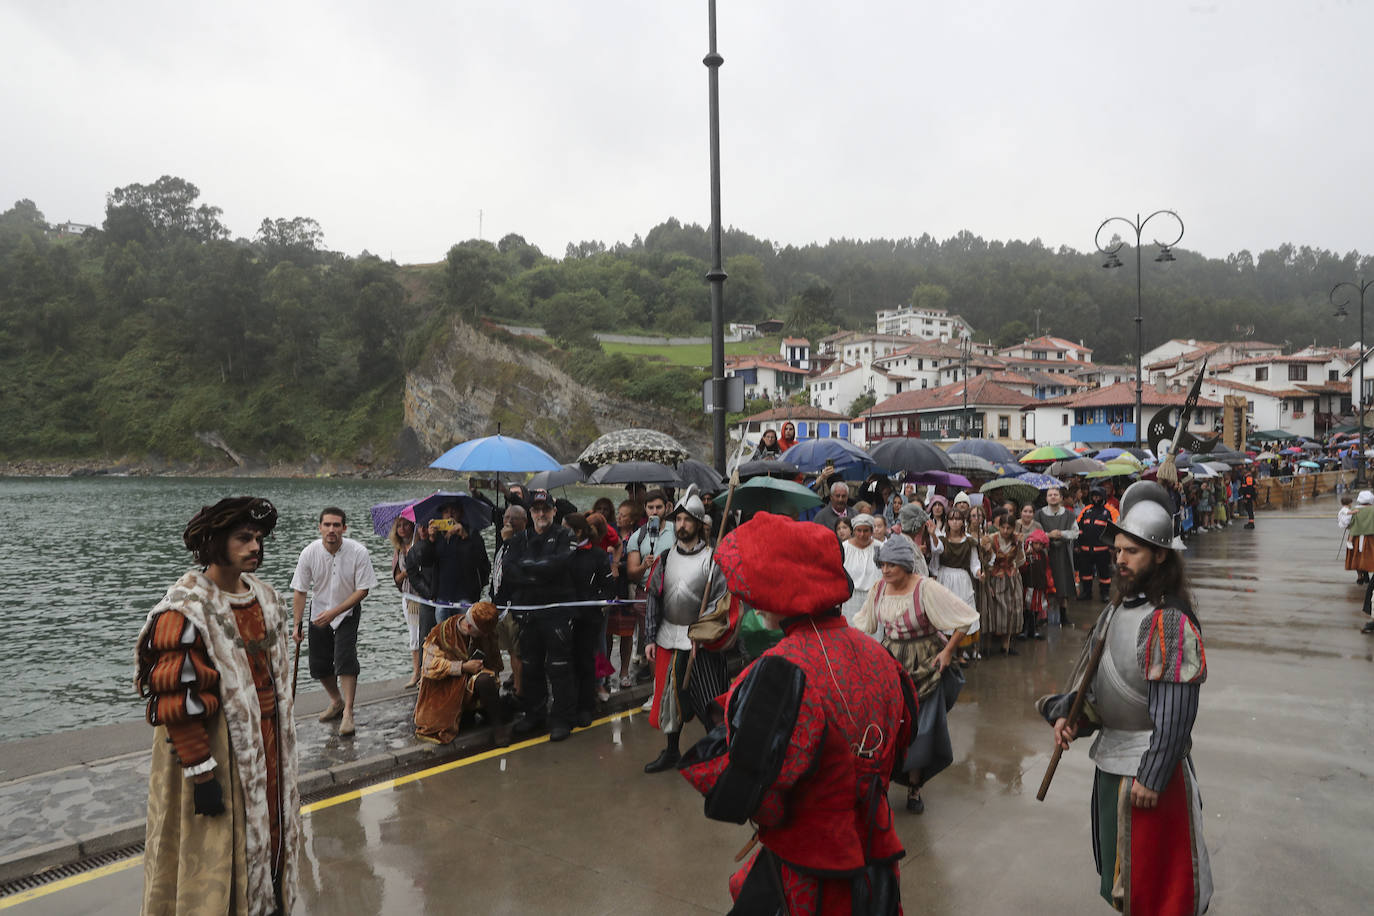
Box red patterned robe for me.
[681,613,918,915]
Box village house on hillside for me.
[732,406,855,447]
[874,304,974,342]
[856,376,1035,447]
[1022,381,1222,447]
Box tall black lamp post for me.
[1332,280,1373,486]
[959,330,973,438]
[1095,210,1185,450]
[704,0,728,473]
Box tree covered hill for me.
[1,176,1368,464]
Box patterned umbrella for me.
[578,428,689,467]
[868,437,952,474]
[1016,472,1065,490]
[948,439,1019,464]
[945,452,1000,476]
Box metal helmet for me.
[670,484,707,525]
[1109,480,1183,551]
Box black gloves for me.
[193,778,225,816]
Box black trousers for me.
[471,671,510,726]
[1075,547,1112,596]
[517,611,576,727]
[571,607,604,716]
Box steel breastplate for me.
[1089,602,1154,775]
[663,544,714,626]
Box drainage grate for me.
[0,842,145,898]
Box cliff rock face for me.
[403,320,707,464]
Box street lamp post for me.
[1095,210,1185,451]
[1331,279,1373,486]
[959,330,973,438]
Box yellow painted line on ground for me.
[0,708,641,910]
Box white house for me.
[1202,349,1353,438]
[781,337,811,370]
[724,359,808,402]
[1024,381,1222,448]
[806,361,869,413]
[998,335,1094,365]
[874,305,975,342]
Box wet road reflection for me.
[8,513,1371,914]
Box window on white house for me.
[1061,414,1069,425]
[1288,364,1307,381]
[1255,367,1269,381]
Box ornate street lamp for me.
[959,330,973,438]
[1332,279,1373,485]
[1095,210,1185,450]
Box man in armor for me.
[642,486,726,773]
[679,512,919,914]
[1074,486,1118,602]
[1037,481,1212,915]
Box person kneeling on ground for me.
[414,601,511,747]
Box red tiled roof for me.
[1204,379,1309,398]
[1211,353,1337,369]
[1028,381,1222,410]
[1014,334,1094,353]
[741,406,851,423]
[863,377,1035,417]
[728,359,808,375]
[782,337,810,346]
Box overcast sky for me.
[3,1,1372,265]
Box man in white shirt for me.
[292,507,378,736]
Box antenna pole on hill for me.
[705,0,728,474]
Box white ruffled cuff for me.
[182,756,217,778]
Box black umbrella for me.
[868,437,952,474]
[587,460,683,486]
[676,458,726,493]
[947,438,1019,464]
[526,463,587,489]
[735,459,801,480]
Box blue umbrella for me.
[991,460,1028,477]
[781,439,882,476]
[369,500,414,538]
[1017,472,1065,490]
[1094,447,1127,461]
[948,438,1019,464]
[404,491,495,533]
[430,434,561,474]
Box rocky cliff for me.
[402,319,708,465]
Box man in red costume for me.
[680,512,919,915]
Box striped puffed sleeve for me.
[1134,607,1206,792]
[136,610,222,776]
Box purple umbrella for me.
[369,500,415,538]
[907,469,973,489]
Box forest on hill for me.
[1,175,1369,464]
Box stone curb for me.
[0,680,657,886]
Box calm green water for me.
[0,476,534,741]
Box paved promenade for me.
[3,501,1371,913]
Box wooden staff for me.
[291,637,302,698]
[1036,619,1110,801]
[681,466,742,690]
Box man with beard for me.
[1036,481,1212,915]
[1036,485,1079,625]
[642,486,726,773]
[137,497,301,914]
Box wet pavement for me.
[4,503,1372,913]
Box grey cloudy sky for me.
[3,0,1371,265]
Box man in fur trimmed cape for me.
[135,497,300,915]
